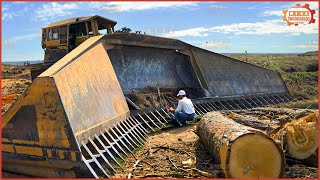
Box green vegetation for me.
[225,53,318,109]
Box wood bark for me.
[226,110,318,167]
[225,113,280,134]
[272,113,318,167]
[195,112,285,178]
[231,107,316,124]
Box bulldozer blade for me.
[150,112,167,127]
[137,114,155,131]
[161,108,171,119]
[116,123,140,148]
[81,142,111,178]
[108,127,134,154]
[128,117,149,136]
[121,120,145,144]
[143,113,161,129]
[126,118,147,140]
[104,129,129,157]
[2,33,292,178]
[99,131,126,162]
[82,155,99,178]
[120,121,144,144]
[122,120,145,144]
[155,110,169,123]
[88,137,117,173]
[94,134,124,170]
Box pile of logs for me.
[194,108,318,178]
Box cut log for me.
[301,150,318,167]
[231,107,316,124]
[226,110,318,167]
[225,113,280,133]
[273,113,318,167]
[195,112,285,178]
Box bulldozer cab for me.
[41,15,117,63]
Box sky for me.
[1,1,319,62]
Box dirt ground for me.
[114,125,318,178]
[1,65,31,113]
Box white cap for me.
[177,90,186,96]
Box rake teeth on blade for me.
[109,126,134,154]
[191,93,292,115]
[144,113,161,129]
[79,93,292,178]
[129,117,149,136]
[137,114,155,132]
[94,134,124,170]
[113,125,137,149]
[81,142,111,178]
[99,131,126,161]
[121,121,144,145]
[80,117,152,178]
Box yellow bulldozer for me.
[2,15,292,178]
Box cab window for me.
[87,22,93,35]
[60,26,67,44]
[42,29,47,41]
[74,22,87,36]
[52,27,59,39]
[48,28,52,40]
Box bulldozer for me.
[30,16,117,79]
[2,15,292,178]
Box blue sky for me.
[2,1,319,62]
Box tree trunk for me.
[226,111,318,167]
[273,113,318,167]
[231,107,316,124]
[225,113,280,134]
[195,112,285,178]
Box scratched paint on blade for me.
[53,42,129,138]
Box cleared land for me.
[114,124,317,178]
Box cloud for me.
[34,2,80,21]
[261,10,283,16]
[210,4,227,9]
[97,2,198,12]
[262,2,318,17]
[32,2,198,21]
[164,27,209,37]
[206,40,232,49]
[2,5,18,21]
[290,44,318,49]
[2,33,42,50]
[241,6,258,10]
[2,11,18,21]
[2,3,33,21]
[12,33,42,41]
[2,6,8,11]
[163,19,318,38]
[184,40,232,50]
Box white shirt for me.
[175,97,195,114]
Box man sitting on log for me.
[167,90,196,126]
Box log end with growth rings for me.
[221,132,285,178]
[284,113,318,160]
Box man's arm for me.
[175,101,183,112]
